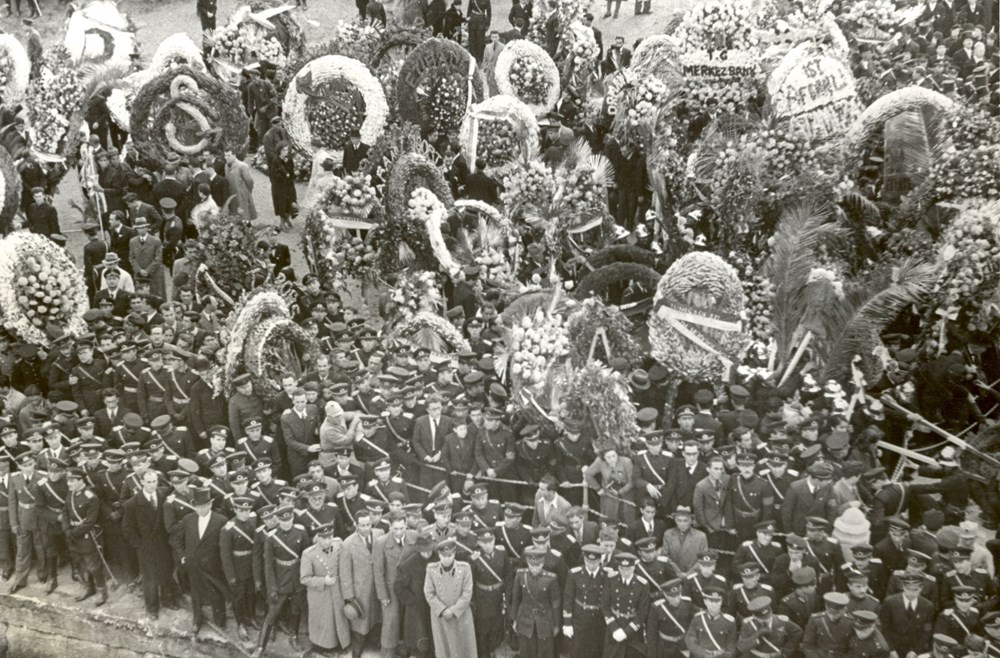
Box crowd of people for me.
[0,0,998,654]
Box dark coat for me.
[394,551,433,653]
[178,511,229,600]
[878,593,935,656]
[267,154,297,217]
[27,202,59,236]
[121,486,175,578]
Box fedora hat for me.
[344,599,364,621]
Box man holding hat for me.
[736,596,803,657]
[253,505,310,656]
[340,509,382,657]
[880,573,935,657]
[425,537,477,658]
[685,585,737,657]
[846,611,889,658]
[128,216,165,299]
[801,591,853,658]
[511,545,561,658]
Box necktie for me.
[148,494,156,509]
[366,536,372,552]
[323,548,333,555]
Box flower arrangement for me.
[742,270,775,348]
[630,35,681,85]
[477,120,519,168]
[251,146,313,181]
[210,8,288,68]
[396,38,485,134]
[647,251,749,381]
[502,160,556,213]
[283,55,389,157]
[460,95,540,176]
[561,362,640,453]
[198,209,272,296]
[244,316,319,395]
[565,297,643,367]
[928,201,1000,350]
[507,306,570,390]
[837,0,903,34]
[64,0,138,66]
[328,20,383,63]
[930,145,1000,203]
[391,311,472,353]
[388,271,444,323]
[558,21,599,86]
[611,75,670,152]
[552,152,612,231]
[324,172,379,216]
[149,33,207,73]
[495,40,561,115]
[675,0,760,53]
[24,47,86,157]
[0,233,89,346]
[329,234,378,279]
[0,36,29,101]
[945,104,1000,151]
[224,289,290,391]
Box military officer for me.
[728,562,775,622]
[921,634,960,658]
[469,525,509,657]
[736,596,803,658]
[885,549,938,604]
[464,483,500,531]
[801,591,853,658]
[805,517,843,593]
[252,504,279,615]
[646,577,695,658]
[251,459,287,509]
[835,543,888,598]
[165,353,195,424]
[150,415,195,461]
[564,544,610,658]
[729,453,774,541]
[634,537,676,599]
[941,546,993,608]
[685,586,737,658]
[846,610,890,658]
[137,349,173,422]
[9,451,47,593]
[981,613,1000,658]
[365,458,408,504]
[843,571,880,615]
[221,496,258,642]
[685,550,729,609]
[760,454,797,532]
[252,505,309,656]
[37,457,71,593]
[634,432,672,513]
[237,418,282,474]
[511,545,561,658]
[71,337,110,415]
[64,467,109,605]
[496,502,532,561]
[733,521,783,578]
[296,482,338,540]
[112,340,146,413]
[934,585,982,644]
[602,552,650,658]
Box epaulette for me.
[225,520,235,529]
[656,556,670,564]
[37,476,47,484]
[524,524,533,530]
[681,595,692,601]
[282,409,292,415]
[571,566,582,573]
[294,508,305,515]
[758,469,772,476]
[255,526,267,534]
[975,568,989,574]
[83,490,94,498]
[516,567,528,574]
[605,568,618,577]
[825,538,838,546]
[566,534,578,544]
[775,614,789,622]
[788,469,799,477]
[686,572,698,580]
[550,548,562,557]
[713,574,726,581]
[368,479,377,487]
[489,499,499,505]
[620,537,633,546]
[293,523,305,531]
[176,425,188,431]
[734,583,744,590]
[402,412,413,419]
[722,613,735,621]
[495,521,504,527]
[275,479,287,486]
[761,583,773,590]
[237,437,248,445]
[810,611,825,618]
[636,575,648,585]
[741,540,754,546]
[870,557,882,563]
[945,570,957,577]
[359,493,372,501]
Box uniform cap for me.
[525,546,547,563]
[232,496,255,511]
[823,592,849,607]
[850,543,873,557]
[582,544,605,559]
[852,610,878,627]
[696,550,718,564]
[755,520,776,533]
[703,586,724,600]
[274,505,295,520]
[805,516,830,530]
[615,552,637,566]
[739,562,761,577]
[635,537,657,551]
[791,566,816,585]
[907,548,932,563]
[748,596,772,614]
[436,537,457,554]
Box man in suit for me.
[533,474,571,528]
[152,161,189,221]
[26,187,60,236]
[782,463,835,538]
[601,36,631,76]
[125,193,164,236]
[106,210,136,272]
[128,217,166,300]
[342,129,369,175]
[374,511,411,657]
[94,388,129,439]
[584,12,603,63]
[121,469,180,619]
[628,497,665,548]
[566,506,600,547]
[688,97,720,142]
[411,395,455,493]
[175,486,228,635]
[261,117,289,163]
[663,440,708,515]
[280,388,321,478]
[879,573,935,656]
[94,268,132,317]
[339,509,383,658]
[693,455,733,566]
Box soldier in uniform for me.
[238,418,283,475]
[496,502,532,561]
[252,504,278,614]
[801,591,854,658]
[0,454,14,580]
[468,525,508,657]
[553,417,595,506]
[635,537,676,599]
[150,415,195,460]
[836,543,888,598]
[296,482,338,540]
[137,349,174,422]
[843,571,881,616]
[464,483,500,530]
[885,549,938,604]
[602,552,650,658]
[736,596,803,657]
[934,585,982,644]
[381,393,416,473]
[353,415,394,480]
[846,610,890,658]
[729,453,774,541]
[111,341,145,414]
[221,496,258,642]
[197,426,236,476]
[47,334,76,403]
[364,458,407,504]
[9,451,47,592]
[981,612,1000,658]
[334,474,369,537]
[36,457,71,593]
[805,516,844,593]
[165,352,195,425]
[776,553,820,622]
[646,576,695,658]
[475,408,515,498]
[941,546,994,608]
[684,585,737,658]
[733,520,783,579]
[685,550,729,609]
[71,338,110,415]
[564,544,611,658]
[252,459,287,509]
[728,562,775,622]
[511,545,562,658]
[64,467,109,605]
[634,432,672,515]
[252,505,309,656]
[519,527,568,589]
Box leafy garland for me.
[24,47,86,158]
[562,362,640,454]
[244,316,319,397]
[395,38,485,133]
[198,208,272,296]
[224,289,291,395]
[494,40,561,116]
[391,311,472,354]
[0,233,89,346]
[130,65,249,163]
[565,297,643,368]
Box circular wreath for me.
[845,85,954,172]
[371,27,429,71]
[386,151,454,219]
[390,310,472,354]
[396,38,485,133]
[432,198,518,282]
[630,35,681,84]
[566,297,644,368]
[130,66,249,163]
[459,94,539,177]
[0,233,88,346]
[0,145,22,234]
[647,251,749,382]
[563,361,640,454]
[64,1,137,67]
[0,35,30,100]
[149,33,207,74]
[24,47,86,159]
[283,55,388,156]
[587,245,660,271]
[494,40,561,116]
[244,316,320,397]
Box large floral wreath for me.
[0,233,88,345]
[0,35,30,101]
[24,47,86,158]
[459,94,539,176]
[283,55,388,157]
[494,40,561,116]
[562,362,640,453]
[209,4,300,70]
[390,311,472,354]
[396,38,486,134]
[130,65,249,163]
[64,1,138,67]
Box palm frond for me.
[560,138,592,171]
[410,325,449,353]
[79,63,132,101]
[820,259,939,381]
[766,201,850,367]
[584,152,614,189]
[882,109,932,199]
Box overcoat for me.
[300,540,351,650]
[424,560,477,658]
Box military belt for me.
[576,602,601,611]
[233,550,252,557]
[275,558,297,566]
[123,387,138,393]
[149,396,164,402]
[659,632,684,641]
[476,582,502,591]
